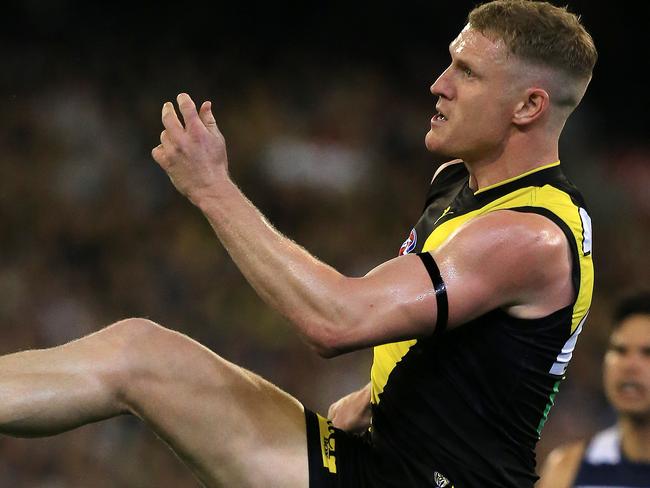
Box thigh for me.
[120,324,309,488]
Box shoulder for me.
[583,425,621,463]
[547,441,587,470]
[441,209,570,263]
[537,441,586,488]
[433,209,573,323]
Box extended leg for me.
[0,319,309,488]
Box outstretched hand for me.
[152,93,229,206]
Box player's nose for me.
[430,67,453,100]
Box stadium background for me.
[1,1,648,485]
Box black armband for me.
[416,252,448,335]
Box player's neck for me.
[465,153,559,193]
[619,416,650,463]
[465,136,559,193]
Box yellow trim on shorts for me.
[316,413,338,474]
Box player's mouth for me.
[616,381,646,399]
[431,110,448,125]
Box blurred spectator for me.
[538,291,650,488]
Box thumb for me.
[199,101,219,134]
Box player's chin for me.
[612,399,650,417]
[425,129,452,156]
[424,129,441,152]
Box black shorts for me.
[304,408,373,487]
[304,409,459,488]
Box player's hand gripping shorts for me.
[304,409,457,488]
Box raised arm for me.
[152,93,573,357]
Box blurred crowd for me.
[2,6,649,486]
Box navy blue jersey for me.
[574,426,650,488]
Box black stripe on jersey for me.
[470,165,567,208]
[509,206,581,306]
[422,162,469,211]
[417,252,448,335]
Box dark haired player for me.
[539,292,650,488]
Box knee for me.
[107,317,166,342]
[103,318,167,355]
[100,318,183,392]
[100,318,222,412]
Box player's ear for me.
[512,88,549,126]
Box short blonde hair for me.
[468,0,597,81]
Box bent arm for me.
[199,190,573,356]
[195,182,440,356]
[152,94,573,357]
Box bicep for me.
[329,211,570,353]
[330,253,441,351]
[433,210,572,327]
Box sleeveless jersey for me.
[368,161,594,487]
[573,426,650,488]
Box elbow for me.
[303,320,348,359]
[307,328,344,359]
[311,342,341,359]
[295,286,364,358]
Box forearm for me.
[152,94,439,353]
[358,382,372,414]
[196,177,352,354]
[350,382,373,426]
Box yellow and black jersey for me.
[369,161,594,487]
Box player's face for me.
[425,26,519,161]
[603,315,650,420]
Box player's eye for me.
[464,67,473,77]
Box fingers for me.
[154,93,218,165]
[161,101,184,137]
[160,93,200,135]
[160,93,217,135]
[199,101,219,134]
[176,92,202,131]
[153,130,174,166]
[151,144,167,166]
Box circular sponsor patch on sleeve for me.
[398,228,418,256]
